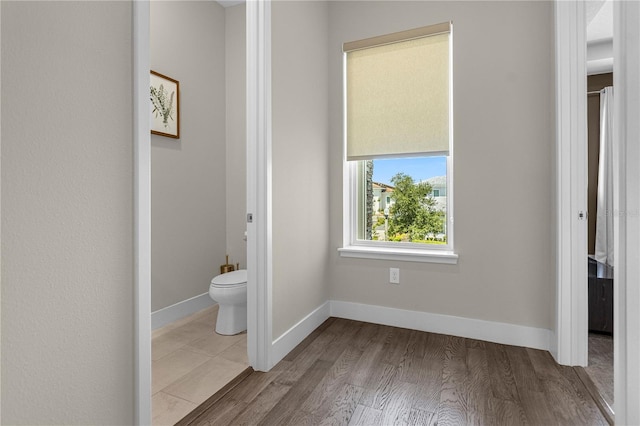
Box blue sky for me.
[372,157,446,186]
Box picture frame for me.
[150,70,180,138]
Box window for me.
[339,22,457,263]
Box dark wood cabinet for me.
[588,258,614,334]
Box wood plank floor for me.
[179,318,608,426]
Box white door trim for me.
[613,1,640,422]
[133,1,272,423]
[556,0,639,422]
[246,0,273,371]
[554,0,588,367]
[133,1,151,424]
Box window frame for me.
[339,24,458,265]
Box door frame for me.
[555,0,639,423]
[132,1,272,423]
[133,1,151,423]
[246,0,273,372]
[554,0,589,368]
[612,1,640,422]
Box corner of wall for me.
[271,301,331,367]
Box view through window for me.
[356,157,448,245]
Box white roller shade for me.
[344,23,451,161]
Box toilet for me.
[209,269,247,335]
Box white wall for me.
[1,1,134,423]
[225,4,247,270]
[328,1,556,330]
[150,1,227,311]
[271,1,331,339]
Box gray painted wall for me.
[272,1,331,338]
[1,1,134,423]
[150,1,227,312]
[225,4,247,271]
[269,0,555,339]
[328,1,556,330]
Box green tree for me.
[365,160,374,240]
[388,173,444,242]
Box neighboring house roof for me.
[421,176,446,187]
[373,182,395,191]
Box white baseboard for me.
[548,330,559,363]
[152,293,215,330]
[330,300,552,351]
[271,301,331,366]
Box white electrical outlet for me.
[390,267,400,284]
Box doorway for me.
[580,2,615,418]
[584,72,614,421]
[148,1,249,424]
[556,1,640,424]
[133,1,268,424]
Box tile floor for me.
[152,305,249,425]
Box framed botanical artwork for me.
[150,70,180,138]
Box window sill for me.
[338,245,459,264]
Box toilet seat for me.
[210,282,245,289]
[211,269,247,288]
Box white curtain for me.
[595,86,614,266]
